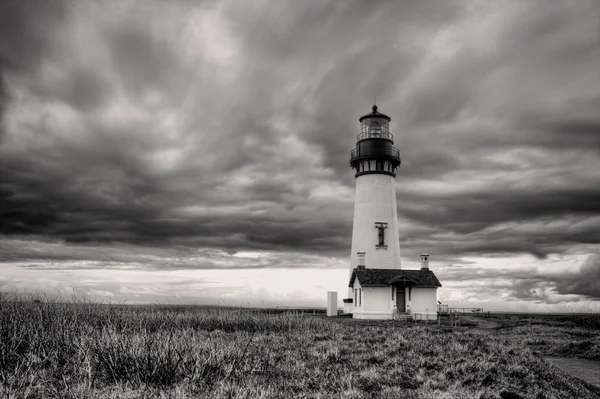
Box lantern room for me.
[350,105,401,177]
[358,105,392,141]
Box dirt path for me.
[460,317,600,390]
[545,357,600,388]
[457,317,600,389]
[460,316,502,333]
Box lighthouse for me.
[349,105,402,274]
[344,105,442,320]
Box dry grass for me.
[492,317,600,361]
[1,293,599,398]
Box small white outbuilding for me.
[326,291,337,317]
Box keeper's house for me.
[347,254,442,320]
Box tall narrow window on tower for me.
[374,222,388,249]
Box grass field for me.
[493,317,600,361]
[1,294,599,398]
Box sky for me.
[1,0,599,312]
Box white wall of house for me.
[409,287,438,320]
[363,286,390,313]
[353,285,395,320]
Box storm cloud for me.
[555,254,600,299]
[0,0,599,306]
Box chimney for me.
[357,251,366,270]
[420,253,429,270]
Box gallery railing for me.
[350,146,400,161]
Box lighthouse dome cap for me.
[359,104,391,123]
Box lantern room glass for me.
[358,117,392,142]
[361,118,389,135]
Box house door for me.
[396,288,405,312]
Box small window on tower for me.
[375,222,388,249]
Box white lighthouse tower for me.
[344,105,442,320]
[348,105,402,275]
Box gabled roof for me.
[349,268,442,288]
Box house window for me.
[359,288,362,307]
[354,289,357,305]
[378,227,384,246]
[391,286,394,300]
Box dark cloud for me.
[54,67,113,111]
[0,0,599,281]
[401,188,600,232]
[396,186,600,259]
[509,279,582,304]
[0,0,68,139]
[554,254,600,299]
[0,0,67,71]
[436,252,600,302]
[105,21,193,101]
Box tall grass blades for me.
[1,292,599,398]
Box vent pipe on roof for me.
[420,254,429,270]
